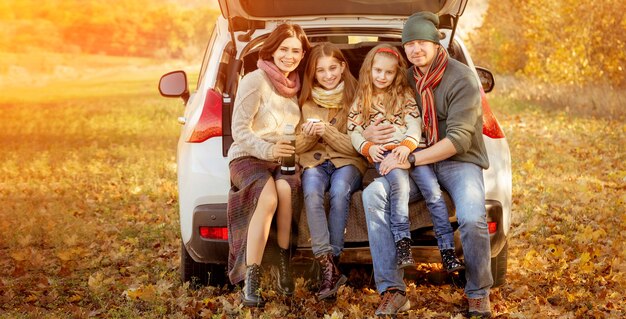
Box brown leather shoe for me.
[316,253,347,300]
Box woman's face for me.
[314,56,345,90]
[272,36,305,76]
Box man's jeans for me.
[303,160,362,257]
[363,160,493,298]
[375,154,411,242]
[410,155,455,251]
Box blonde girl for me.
[347,43,420,268]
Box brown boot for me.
[316,253,347,300]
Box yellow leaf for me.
[88,272,104,292]
[68,294,82,303]
[10,251,28,262]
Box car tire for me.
[180,241,227,288]
[491,240,508,288]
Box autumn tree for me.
[468,0,626,87]
[0,0,219,59]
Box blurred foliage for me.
[0,0,219,59]
[468,0,626,87]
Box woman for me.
[297,43,367,300]
[227,23,310,307]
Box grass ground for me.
[0,62,624,317]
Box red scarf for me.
[413,47,448,146]
[257,59,300,98]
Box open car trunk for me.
[243,40,467,254]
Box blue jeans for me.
[410,152,455,251]
[375,155,411,242]
[302,160,362,257]
[363,160,492,298]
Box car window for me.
[197,24,217,90]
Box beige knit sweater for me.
[227,69,301,162]
[296,100,368,175]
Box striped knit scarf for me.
[413,46,448,146]
[311,81,344,109]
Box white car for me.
[159,0,512,287]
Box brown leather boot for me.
[316,253,347,300]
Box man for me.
[362,11,493,318]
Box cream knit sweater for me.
[227,69,301,162]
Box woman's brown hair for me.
[258,23,311,61]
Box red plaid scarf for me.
[413,46,448,146]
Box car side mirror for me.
[159,70,189,103]
[475,66,495,93]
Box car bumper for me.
[185,199,507,264]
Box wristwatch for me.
[408,153,416,167]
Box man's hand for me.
[363,117,395,144]
[379,153,410,175]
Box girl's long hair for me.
[299,42,358,109]
[357,44,411,121]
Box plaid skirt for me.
[227,156,302,284]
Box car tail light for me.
[199,226,228,240]
[187,89,223,143]
[480,90,506,139]
[488,222,497,234]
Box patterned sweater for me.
[227,69,301,162]
[347,91,421,162]
[296,100,368,175]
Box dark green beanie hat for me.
[402,11,440,45]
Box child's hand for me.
[369,145,385,162]
[392,145,410,164]
[313,122,326,137]
[301,121,317,137]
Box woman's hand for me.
[272,139,295,159]
[392,145,410,164]
[368,145,385,163]
[363,117,395,144]
[379,153,410,175]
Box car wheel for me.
[491,240,508,288]
[180,241,227,288]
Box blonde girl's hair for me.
[299,42,358,108]
[356,44,411,121]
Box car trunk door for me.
[218,0,467,21]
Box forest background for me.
[1,0,624,318]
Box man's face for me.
[403,40,438,71]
